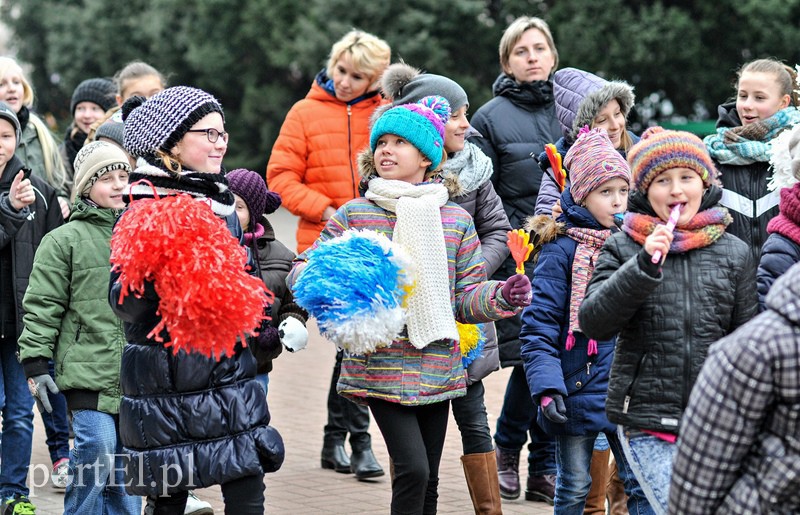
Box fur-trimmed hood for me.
[553,68,635,142]
[524,214,563,246]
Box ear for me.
[171,141,181,158]
[421,156,432,169]
[780,93,792,110]
[115,94,124,108]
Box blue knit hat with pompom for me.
[370,95,450,170]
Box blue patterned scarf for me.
[704,107,800,165]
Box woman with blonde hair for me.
[267,28,390,480]
[469,15,561,504]
[0,56,68,215]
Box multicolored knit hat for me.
[564,127,630,204]
[370,95,450,170]
[628,126,718,193]
[121,86,224,159]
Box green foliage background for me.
[3,0,800,172]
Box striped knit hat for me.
[121,86,223,159]
[370,95,450,170]
[564,127,630,204]
[628,126,717,193]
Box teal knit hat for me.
[370,96,450,170]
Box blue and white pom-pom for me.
[768,123,800,191]
[293,229,415,354]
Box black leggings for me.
[148,474,265,515]
[368,398,450,515]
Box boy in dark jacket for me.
[0,101,63,514]
[579,127,758,513]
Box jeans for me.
[325,350,371,451]
[0,339,34,498]
[451,380,492,454]
[255,373,269,397]
[40,360,70,465]
[369,398,450,515]
[64,410,140,515]
[554,432,654,515]
[494,365,556,475]
[617,426,676,515]
[148,474,265,515]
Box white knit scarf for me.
[365,177,458,349]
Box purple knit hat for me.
[564,127,631,204]
[226,169,282,226]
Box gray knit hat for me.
[70,78,116,116]
[121,86,224,159]
[382,63,468,111]
[553,68,635,142]
[95,118,125,148]
[71,140,131,202]
[0,101,21,148]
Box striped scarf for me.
[564,227,611,355]
[622,207,732,254]
[124,163,235,217]
[704,107,800,165]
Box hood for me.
[0,155,26,188]
[553,68,635,141]
[766,261,800,325]
[715,100,741,129]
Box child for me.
[578,127,758,513]
[59,78,117,180]
[0,56,69,215]
[113,60,166,106]
[110,86,284,514]
[757,124,800,311]
[704,58,800,261]
[380,63,511,513]
[520,127,652,514]
[288,96,532,514]
[0,101,63,514]
[226,168,309,395]
[669,262,800,514]
[19,141,140,514]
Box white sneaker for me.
[51,457,70,489]
[184,491,214,515]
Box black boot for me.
[321,443,351,473]
[350,448,385,480]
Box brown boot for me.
[606,456,629,515]
[584,449,610,514]
[461,451,503,515]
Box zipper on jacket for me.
[622,353,648,414]
[347,104,357,198]
[751,172,759,248]
[75,324,81,342]
[682,257,692,409]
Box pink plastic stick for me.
[651,204,681,264]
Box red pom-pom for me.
[110,193,273,359]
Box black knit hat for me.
[70,78,116,115]
[121,86,224,159]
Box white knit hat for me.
[71,141,131,202]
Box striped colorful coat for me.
[288,195,520,406]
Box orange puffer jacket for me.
[267,77,384,252]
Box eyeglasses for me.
[186,128,228,143]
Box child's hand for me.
[9,170,35,211]
[644,224,674,263]
[551,199,563,219]
[540,393,568,423]
[501,274,532,307]
[58,197,71,219]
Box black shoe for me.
[350,449,385,480]
[321,443,351,473]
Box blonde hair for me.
[0,57,67,190]
[326,30,391,90]
[499,16,559,77]
[114,60,166,101]
[738,58,798,106]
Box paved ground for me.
[26,207,554,514]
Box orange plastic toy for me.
[507,229,534,275]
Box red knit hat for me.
[628,126,718,193]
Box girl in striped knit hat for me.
[289,95,531,514]
[577,127,758,513]
[521,127,653,514]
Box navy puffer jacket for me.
[109,211,284,497]
[521,189,616,436]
